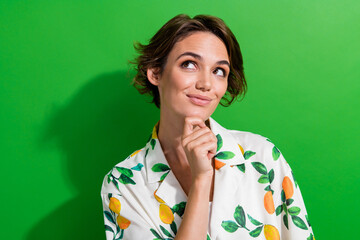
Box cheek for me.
[217,81,228,98]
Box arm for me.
[174,117,217,240]
[273,152,315,240]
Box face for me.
[148,31,230,121]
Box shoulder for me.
[229,129,278,159]
[227,128,292,175]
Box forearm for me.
[175,175,212,240]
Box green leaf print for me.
[152,163,170,172]
[236,164,245,173]
[119,174,136,185]
[105,224,114,233]
[170,221,177,235]
[131,163,144,171]
[307,233,314,240]
[173,202,186,217]
[107,174,111,184]
[145,148,149,158]
[216,134,223,151]
[112,178,120,190]
[116,167,133,177]
[251,162,268,175]
[104,211,116,225]
[234,205,246,228]
[249,225,263,237]
[107,193,113,200]
[268,169,274,184]
[221,220,239,233]
[272,146,280,160]
[281,190,286,202]
[258,174,269,183]
[243,151,256,160]
[150,138,156,150]
[150,228,162,238]
[247,214,262,226]
[283,214,289,229]
[288,207,301,216]
[291,215,308,230]
[275,205,283,216]
[215,151,235,160]
[283,203,288,214]
[160,225,173,238]
[116,229,124,240]
[207,234,211,240]
[160,172,169,181]
[286,199,294,206]
[264,185,271,192]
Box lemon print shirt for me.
[101,118,315,240]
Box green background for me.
[1,0,359,239]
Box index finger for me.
[183,117,207,137]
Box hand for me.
[181,117,218,179]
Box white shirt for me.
[101,118,315,239]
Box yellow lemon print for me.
[117,215,131,229]
[130,149,141,157]
[214,159,226,170]
[264,224,280,240]
[282,176,294,200]
[238,144,244,155]
[159,203,174,224]
[264,191,275,214]
[109,197,121,214]
[154,189,165,203]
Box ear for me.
[147,67,161,86]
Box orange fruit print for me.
[264,191,275,214]
[282,176,294,199]
[117,215,131,229]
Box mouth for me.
[186,94,213,106]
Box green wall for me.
[1,0,359,239]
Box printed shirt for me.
[100,118,315,240]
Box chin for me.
[183,109,213,121]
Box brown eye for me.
[181,60,196,69]
[214,68,226,77]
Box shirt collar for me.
[209,117,246,169]
[145,117,246,183]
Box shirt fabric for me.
[101,118,315,240]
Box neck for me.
[157,111,187,165]
[157,109,211,166]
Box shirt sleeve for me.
[100,174,156,240]
[272,151,315,240]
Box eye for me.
[181,60,196,70]
[214,68,226,77]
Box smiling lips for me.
[187,94,213,106]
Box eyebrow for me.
[176,51,230,68]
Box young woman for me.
[101,14,315,240]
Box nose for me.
[195,71,212,91]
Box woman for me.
[101,14,315,240]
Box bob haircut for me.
[131,14,247,108]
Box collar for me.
[145,117,246,184]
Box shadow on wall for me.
[27,70,159,239]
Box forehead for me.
[168,31,229,61]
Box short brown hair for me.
[131,14,247,108]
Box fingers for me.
[182,127,214,147]
[183,117,207,137]
[182,117,218,162]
